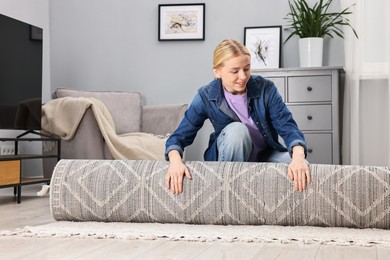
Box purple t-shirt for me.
[223,88,267,161]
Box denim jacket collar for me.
[207,77,261,121]
[208,76,261,100]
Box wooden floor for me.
[0,185,389,260]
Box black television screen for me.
[0,13,43,130]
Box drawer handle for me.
[307,115,313,120]
[307,86,313,92]
[308,148,313,153]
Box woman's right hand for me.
[166,150,191,194]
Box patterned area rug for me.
[1,221,390,247]
[50,160,390,229]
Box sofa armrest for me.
[44,108,105,160]
[42,108,106,178]
[141,104,188,135]
[62,108,105,159]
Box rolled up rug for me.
[50,160,390,229]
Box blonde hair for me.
[213,39,251,69]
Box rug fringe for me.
[1,222,390,248]
[0,229,386,247]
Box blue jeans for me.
[216,122,291,164]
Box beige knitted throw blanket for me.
[41,97,166,160]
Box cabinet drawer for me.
[288,76,331,102]
[287,104,332,130]
[267,77,285,101]
[0,160,20,185]
[304,133,332,164]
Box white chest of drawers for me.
[252,67,344,164]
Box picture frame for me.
[244,26,282,69]
[158,3,205,41]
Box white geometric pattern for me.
[50,160,390,229]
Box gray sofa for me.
[43,88,187,177]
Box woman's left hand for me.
[288,146,311,192]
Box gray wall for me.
[49,0,346,160]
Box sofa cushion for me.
[53,88,141,134]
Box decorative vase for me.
[299,37,323,67]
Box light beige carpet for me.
[1,221,390,247]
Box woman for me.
[165,39,310,194]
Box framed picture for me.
[158,3,205,41]
[244,26,282,69]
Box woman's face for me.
[214,54,251,95]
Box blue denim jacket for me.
[165,75,307,161]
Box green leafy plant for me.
[284,0,358,43]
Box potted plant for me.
[284,0,358,67]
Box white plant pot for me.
[299,37,323,67]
